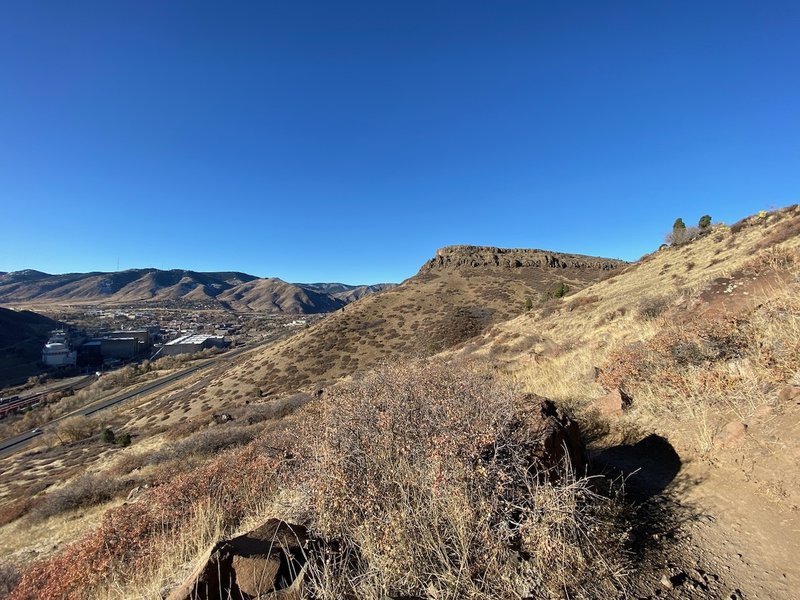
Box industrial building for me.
[77,330,153,364]
[161,334,228,356]
[104,330,151,346]
[41,330,79,367]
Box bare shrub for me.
[0,563,21,597]
[600,304,796,404]
[568,295,600,312]
[9,362,633,600]
[298,361,630,599]
[54,415,99,444]
[665,225,700,246]
[0,497,37,527]
[163,418,207,441]
[10,445,283,599]
[236,393,311,425]
[637,296,669,321]
[30,473,133,521]
[168,424,261,458]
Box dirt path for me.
[596,430,799,599]
[675,461,799,599]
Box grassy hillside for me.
[446,205,800,596]
[194,246,623,401]
[2,208,798,599]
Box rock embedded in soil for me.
[167,519,309,600]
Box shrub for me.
[637,296,669,320]
[298,362,630,599]
[0,497,37,527]
[55,416,98,444]
[699,214,712,230]
[12,445,283,599]
[543,281,570,300]
[115,433,131,447]
[30,473,131,521]
[100,428,115,444]
[9,363,633,600]
[665,217,704,246]
[0,564,20,597]
[568,295,600,312]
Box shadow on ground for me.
[592,433,682,500]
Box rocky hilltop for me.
[421,245,625,272]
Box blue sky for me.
[1,1,798,284]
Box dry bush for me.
[599,297,800,450]
[0,497,37,527]
[54,415,100,443]
[636,296,670,321]
[9,361,632,600]
[298,361,630,599]
[236,393,311,425]
[567,295,600,312]
[108,451,150,477]
[161,423,262,460]
[31,473,134,521]
[9,444,284,600]
[162,418,207,441]
[599,317,750,394]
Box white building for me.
[161,333,227,356]
[42,331,77,367]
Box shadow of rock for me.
[592,434,682,500]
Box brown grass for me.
[460,204,800,455]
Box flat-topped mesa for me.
[421,245,626,273]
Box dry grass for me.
[6,362,632,600]
[460,205,800,455]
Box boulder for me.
[715,421,748,448]
[167,519,309,600]
[211,413,233,424]
[490,394,585,476]
[595,388,633,417]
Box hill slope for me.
[449,205,800,598]
[194,246,624,401]
[0,307,60,387]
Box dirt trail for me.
[596,432,799,599]
[676,460,799,599]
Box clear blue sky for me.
[1,1,798,284]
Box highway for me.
[0,342,261,459]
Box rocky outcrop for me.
[167,520,309,600]
[420,245,625,273]
[488,394,586,477]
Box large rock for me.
[489,394,586,477]
[595,388,633,417]
[167,519,309,600]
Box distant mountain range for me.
[0,269,396,314]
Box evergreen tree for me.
[670,218,688,245]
